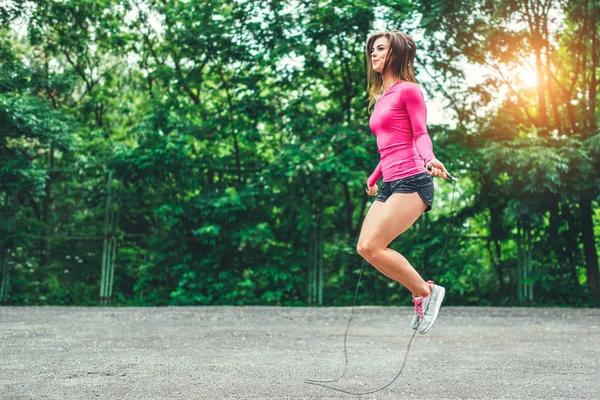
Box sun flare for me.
[514,65,538,88]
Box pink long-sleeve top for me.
[366,81,436,187]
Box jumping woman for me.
[358,30,450,334]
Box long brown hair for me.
[366,30,418,114]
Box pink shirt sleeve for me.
[367,161,382,187]
[401,84,435,165]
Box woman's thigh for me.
[358,192,427,251]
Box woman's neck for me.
[381,75,401,92]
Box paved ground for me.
[1,306,599,399]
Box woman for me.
[357,30,450,334]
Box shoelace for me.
[412,297,424,318]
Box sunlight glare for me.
[514,65,538,88]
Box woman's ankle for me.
[414,283,432,298]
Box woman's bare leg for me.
[357,193,430,297]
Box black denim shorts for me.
[375,172,434,212]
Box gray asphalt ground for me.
[1,306,599,400]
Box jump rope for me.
[304,166,459,396]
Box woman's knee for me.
[357,240,381,261]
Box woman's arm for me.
[402,84,435,165]
[367,161,382,187]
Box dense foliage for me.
[1,0,598,307]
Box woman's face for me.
[370,36,389,74]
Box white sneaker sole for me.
[419,286,445,334]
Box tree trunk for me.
[517,219,523,301]
[579,0,599,299]
[488,202,505,292]
[40,147,54,267]
[580,196,599,298]
[307,210,324,306]
[526,227,533,302]
[588,0,598,134]
[534,39,548,136]
[0,196,12,303]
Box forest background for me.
[1,0,599,307]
